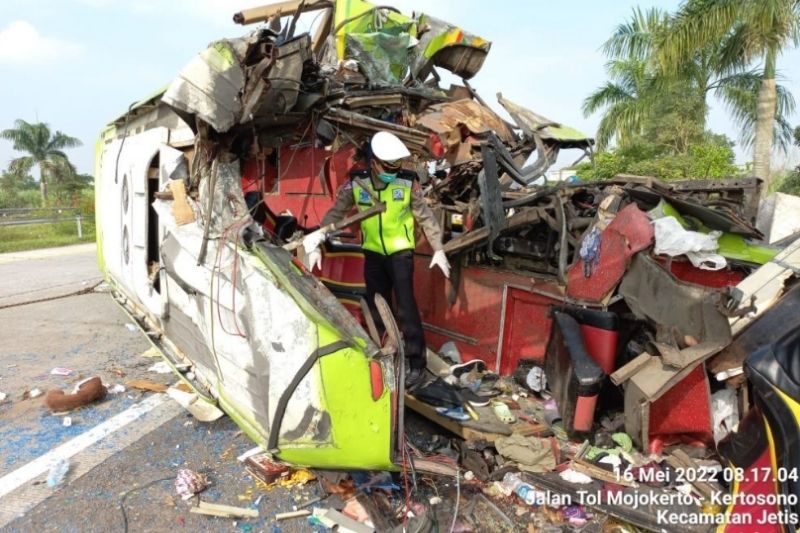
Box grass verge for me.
[0,220,96,253]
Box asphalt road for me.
[0,244,321,533]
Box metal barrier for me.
[0,207,84,238]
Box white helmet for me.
[371,131,411,163]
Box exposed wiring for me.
[118,475,174,533]
[449,468,460,533]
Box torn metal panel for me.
[496,93,592,148]
[415,98,515,157]
[410,13,490,80]
[757,192,800,244]
[709,282,800,377]
[566,203,653,302]
[162,40,246,133]
[728,236,800,335]
[240,34,312,122]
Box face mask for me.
[378,172,397,184]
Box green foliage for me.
[0,189,42,209]
[1,119,83,205]
[576,134,739,182]
[0,219,95,253]
[776,171,800,196]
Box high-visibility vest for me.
[352,173,415,255]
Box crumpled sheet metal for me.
[619,254,729,450]
[497,93,592,147]
[163,40,245,133]
[415,98,514,151]
[567,203,654,302]
[410,12,490,80]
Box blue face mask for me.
[378,172,397,184]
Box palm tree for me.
[657,0,800,187]
[1,119,82,205]
[582,58,652,151]
[587,6,796,156]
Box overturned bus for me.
[96,1,800,528]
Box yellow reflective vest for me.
[352,175,415,255]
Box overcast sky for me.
[1,0,799,176]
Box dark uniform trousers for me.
[363,249,426,370]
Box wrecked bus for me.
[95,0,800,528]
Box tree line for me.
[578,0,800,191]
[1,119,91,208]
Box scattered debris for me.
[174,469,209,500]
[275,509,311,521]
[165,387,225,422]
[108,384,126,394]
[147,361,172,374]
[50,367,74,376]
[125,379,168,393]
[124,323,137,332]
[243,452,290,484]
[23,388,43,399]
[62,416,72,427]
[44,377,106,412]
[190,500,258,519]
[46,457,69,487]
[140,347,162,358]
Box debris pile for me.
[96,0,800,530]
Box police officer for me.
[303,132,450,388]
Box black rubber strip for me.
[267,339,350,451]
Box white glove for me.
[306,247,323,271]
[302,229,327,254]
[429,250,450,279]
[302,229,327,272]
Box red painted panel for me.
[666,259,744,288]
[648,365,712,444]
[723,446,782,533]
[498,288,556,374]
[567,203,654,301]
[415,260,563,375]
[277,146,327,194]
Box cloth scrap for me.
[494,434,555,473]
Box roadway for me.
[0,244,318,532]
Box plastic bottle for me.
[46,457,70,487]
[501,472,539,505]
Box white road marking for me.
[0,394,166,499]
[0,394,181,528]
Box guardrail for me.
[0,207,85,238]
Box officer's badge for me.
[359,189,371,203]
[392,189,404,201]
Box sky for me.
[1,0,799,176]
